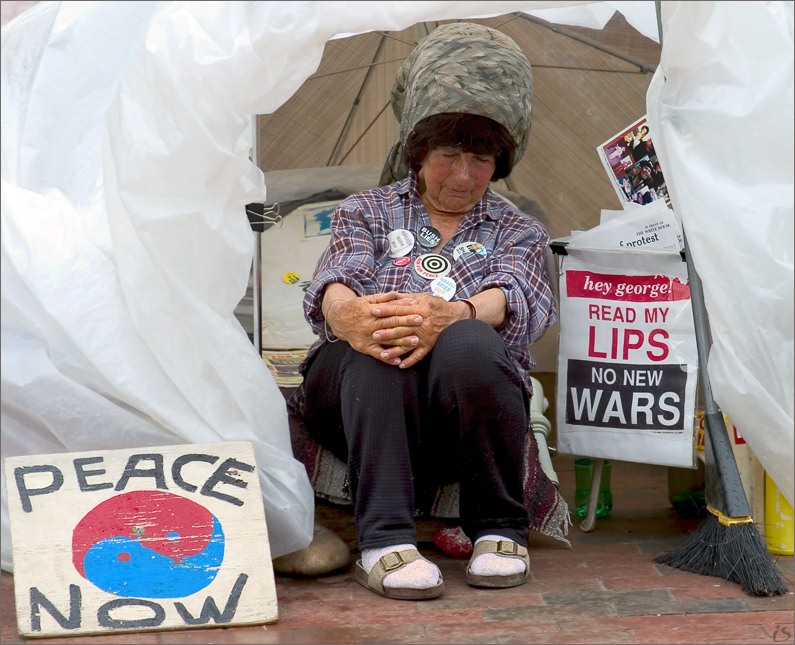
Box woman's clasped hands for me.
[328,290,465,369]
[371,291,468,369]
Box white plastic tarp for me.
[1,1,792,574]
[647,1,793,507]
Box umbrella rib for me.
[517,13,658,74]
[335,100,392,167]
[327,33,388,166]
[308,57,406,80]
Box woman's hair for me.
[404,113,517,180]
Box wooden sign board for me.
[4,441,278,638]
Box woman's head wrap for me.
[379,22,533,185]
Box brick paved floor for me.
[2,453,792,644]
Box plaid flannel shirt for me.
[293,171,557,404]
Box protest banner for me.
[554,246,698,468]
[4,441,277,638]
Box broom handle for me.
[682,232,717,413]
[683,231,752,519]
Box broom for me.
[654,233,788,597]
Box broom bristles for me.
[655,512,789,597]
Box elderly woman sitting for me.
[287,22,562,601]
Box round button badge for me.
[387,229,415,258]
[282,271,300,284]
[452,241,488,261]
[414,253,451,279]
[429,276,457,301]
[417,225,442,248]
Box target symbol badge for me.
[413,253,451,279]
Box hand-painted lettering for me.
[27,574,248,632]
[74,457,113,492]
[15,465,64,513]
[114,454,168,491]
[200,459,255,507]
[13,452,256,510]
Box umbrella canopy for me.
[256,12,662,239]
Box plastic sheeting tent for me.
[1,1,792,573]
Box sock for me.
[361,544,440,590]
[468,535,526,577]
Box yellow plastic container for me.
[765,474,794,556]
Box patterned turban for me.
[379,22,533,185]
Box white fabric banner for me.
[555,246,698,468]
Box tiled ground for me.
[2,451,792,644]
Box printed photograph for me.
[598,116,671,209]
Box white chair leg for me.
[529,376,558,487]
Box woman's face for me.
[418,147,496,215]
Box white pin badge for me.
[414,253,451,279]
[452,241,488,261]
[430,276,457,301]
[387,229,415,258]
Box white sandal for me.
[465,539,529,588]
[354,548,444,600]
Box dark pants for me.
[299,319,530,550]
